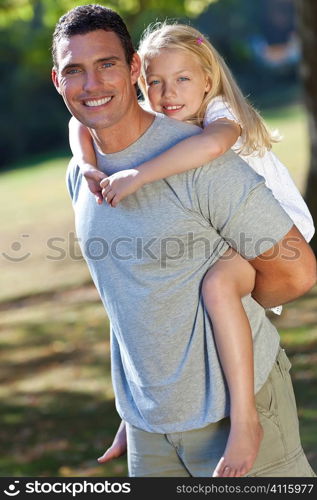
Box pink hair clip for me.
[196,37,204,45]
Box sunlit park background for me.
[1,0,316,477]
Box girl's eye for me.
[178,76,190,82]
[148,80,160,86]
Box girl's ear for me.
[205,74,212,93]
[138,74,147,98]
[130,53,142,85]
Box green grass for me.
[0,103,315,476]
[0,288,128,477]
[0,156,91,303]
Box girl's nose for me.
[162,82,177,98]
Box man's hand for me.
[82,166,107,205]
[100,169,144,207]
[97,420,127,464]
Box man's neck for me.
[90,103,155,154]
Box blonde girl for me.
[68,23,314,477]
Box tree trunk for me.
[296,0,317,254]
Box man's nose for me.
[83,71,103,93]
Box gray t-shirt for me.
[66,112,293,433]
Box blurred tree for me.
[0,0,218,34]
[296,0,317,254]
[195,0,300,107]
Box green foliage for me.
[0,4,70,166]
[0,0,216,30]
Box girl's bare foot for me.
[213,418,263,477]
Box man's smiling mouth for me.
[84,96,113,107]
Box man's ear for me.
[52,67,61,94]
[130,53,141,85]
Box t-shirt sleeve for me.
[65,159,75,200]
[192,150,294,259]
[65,157,82,206]
[203,97,242,129]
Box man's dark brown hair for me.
[52,4,135,68]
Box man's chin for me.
[75,116,114,130]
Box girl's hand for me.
[100,169,144,207]
[82,166,108,205]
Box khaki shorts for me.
[126,348,316,477]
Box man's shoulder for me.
[111,105,203,160]
[188,149,267,204]
[153,114,202,148]
[160,114,201,135]
[134,113,202,163]
[139,100,201,137]
[194,149,258,179]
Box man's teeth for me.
[85,97,112,107]
[164,105,182,110]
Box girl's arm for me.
[68,116,98,172]
[138,118,241,184]
[69,117,106,204]
[101,119,241,207]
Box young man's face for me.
[52,30,140,131]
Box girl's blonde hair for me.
[138,22,279,156]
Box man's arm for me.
[249,225,316,308]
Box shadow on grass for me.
[0,319,110,386]
[0,294,124,477]
[0,391,127,477]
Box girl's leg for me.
[202,248,263,477]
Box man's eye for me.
[102,62,114,68]
[66,68,81,75]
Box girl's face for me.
[144,48,210,121]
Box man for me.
[52,4,316,477]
